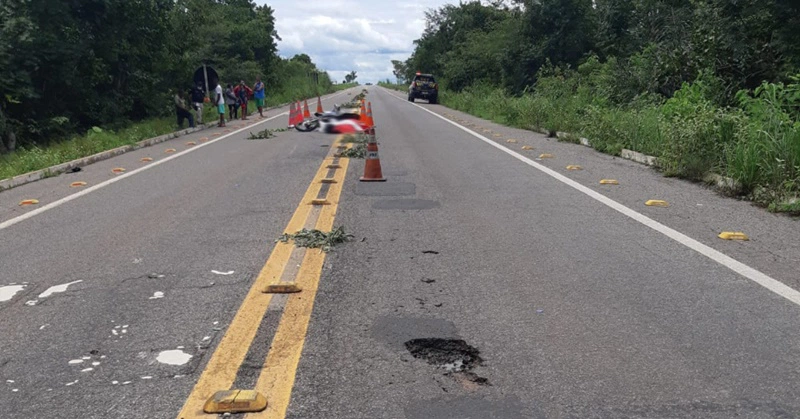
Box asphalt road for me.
[1,85,800,419]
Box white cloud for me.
[257,0,457,83]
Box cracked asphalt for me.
[2,86,800,418]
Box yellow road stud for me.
[140,157,153,162]
[264,284,303,294]
[521,145,534,150]
[19,199,39,206]
[165,148,176,153]
[199,137,209,143]
[186,141,196,146]
[310,199,329,205]
[111,167,126,174]
[645,200,669,207]
[327,164,342,169]
[566,165,583,170]
[719,232,749,241]
[493,133,502,138]
[203,390,267,414]
[320,178,338,184]
[506,139,518,143]
[599,179,619,185]
[69,181,87,188]
[539,153,554,159]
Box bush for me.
[440,64,800,212]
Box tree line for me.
[0,0,332,153]
[395,0,799,102]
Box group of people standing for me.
[174,77,266,129]
[214,78,266,128]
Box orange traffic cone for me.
[359,101,368,125]
[366,102,375,128]
[288,102,296,128]
[293,100,304,126]
[316,96,323,114]
[360,134,386,182]
[303,100,311,119]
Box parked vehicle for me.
[408,73,438,104]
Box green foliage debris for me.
[278,226,354,252]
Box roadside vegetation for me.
[386,1,800,214]
[0,1,351,181]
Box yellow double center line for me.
[178,137,351,418]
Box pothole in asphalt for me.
[404,338,490,386]
[405,338,482,372]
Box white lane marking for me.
[382,87,800,307]
[211,270,234,275]
[0,90,355,232]
[0,284,26,302]
[38,280,82,298]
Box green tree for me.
[391,60,408,84]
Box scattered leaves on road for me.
[247,127,288,140]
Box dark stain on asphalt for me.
[372,199,440,210]
[405,396,533,419]
[371,316,458,350]
[422,250,439,255]
[565,399,800,418]
[355,182,416,196]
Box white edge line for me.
[381,87,800,307]
[0,89,354,231]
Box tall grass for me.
[440,75,800,213]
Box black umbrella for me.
[193,65,219,93]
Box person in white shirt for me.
[215,82,226,127]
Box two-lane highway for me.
[1,85,799,418]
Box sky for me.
[257,0,456,84]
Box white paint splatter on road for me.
[68,359,84,365]
[211,270,234,275]
[156,350,192,366]
[0,284,26,302]
[81,368,93,373]
[39,280,83,299]
[149,291,164,300]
